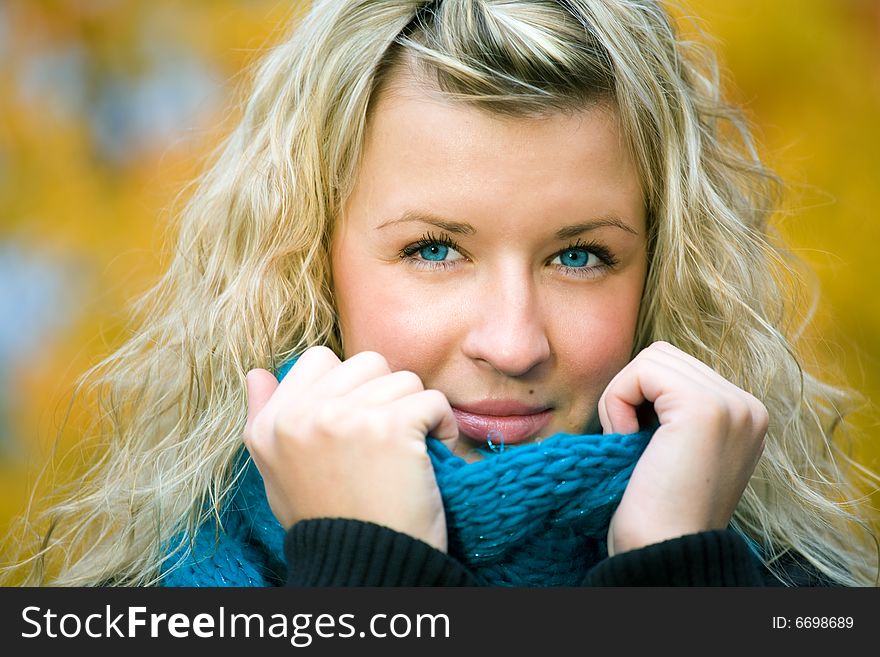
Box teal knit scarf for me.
[160,359,653,587]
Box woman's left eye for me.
[548,242,618,278]
[550,247,601,269]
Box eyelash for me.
[554,238,620,278]
[398,232,620,278]
[398,232,461,271]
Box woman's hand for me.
[598,341,768,556]
[243,346,458,552]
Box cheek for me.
[579,319,634,373]
[551,286,641,397]
[334,266,459,371]
[556,318,632,387]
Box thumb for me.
[245,368,279,435]
[598,369,644,436]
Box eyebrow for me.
[376,210,639,237]
[554,217,639,238]
[377,211,476,235]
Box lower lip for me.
[452,409,553,446]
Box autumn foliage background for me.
[1,1,878,558]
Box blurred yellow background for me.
[1,1,878,555]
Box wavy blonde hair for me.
[4,0,877,586]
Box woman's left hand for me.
[598,341,768,556]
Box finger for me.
[310,350,393,398]
[630,352,713,393]
[597,392,613,435]
[643,345,765,420]
[270,345,341,409]
[650,341,716,375]
[599,355,700,435]
[390,389,459,442]
[649,341,743,393]
[244,368,279,440]
[598,370,643,435]
[344,370,425,406]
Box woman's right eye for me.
[400,233,465,269]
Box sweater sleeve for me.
[582,529,767,586]
[284,518,480,586]
[284,520,826,587]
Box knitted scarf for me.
[160,359,653,587]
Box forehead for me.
[351,71,645,237]
[370,60,614,136]
[366,61,633,163]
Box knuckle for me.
[753,402,770,434]
[312,398,344,432]
[690,392,731,427]
[352,350,391,374]
[395,369,424,391]
[423,388,449,409]
[648,340,676,353]
[275,405,319,445]
[242,418,255,445]
[727,399,752,426]
[635,341,669,362]
[245,415,273,456]
[303,345,337,363]
[363,410,394,442]
[271,413,294,443]
[248,412,271,441]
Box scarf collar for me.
[428,429,651,585]
[161,357,652,586]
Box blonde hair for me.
[4,0,877,586]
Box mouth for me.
[451,402,554,446]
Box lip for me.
[452,401,553,446]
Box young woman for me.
[5,0,877,587]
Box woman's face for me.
[331,74,647,458]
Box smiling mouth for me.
[451,407,553,446]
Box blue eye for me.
[549,241,618,279]
[401,233,465,268]
[554,247,600,268]
[558,248,591,267]
[419,243,450,261]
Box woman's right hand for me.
[243,346,458,552]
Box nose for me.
[461,266,551,378]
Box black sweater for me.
[283,518,830,587]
